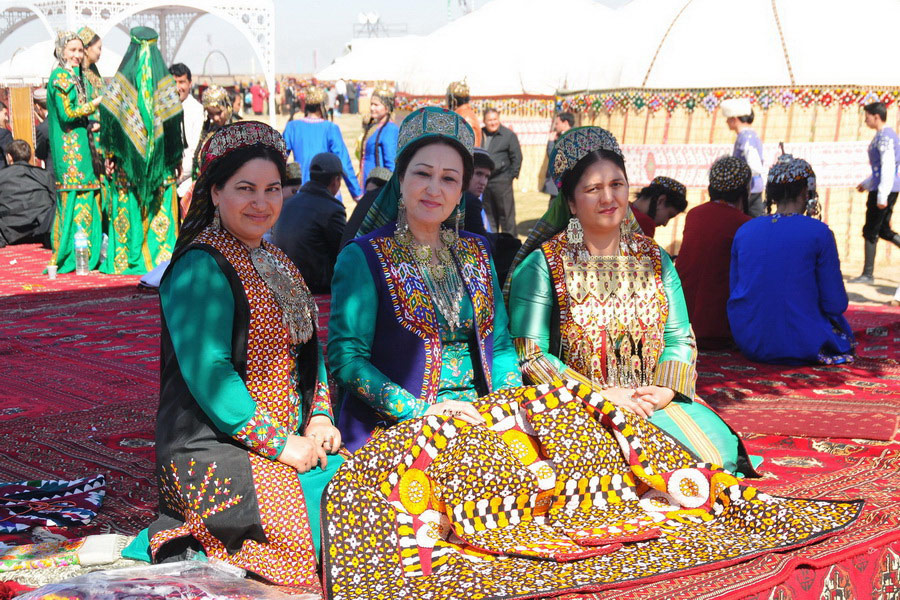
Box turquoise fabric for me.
[328,243,521,422]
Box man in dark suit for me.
[272,152,347,293]
[0,140,55,247]
[480,108,522,235]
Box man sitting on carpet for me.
[0,140,55,248]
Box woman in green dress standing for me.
[507,126,757,476]
[100,26,183,272]
[47,31,103,273]
[328,107,522,452]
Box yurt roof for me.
[396,0,613,97]
[0,39,124,85]
[316,36,423,82]
[574,0,900,92]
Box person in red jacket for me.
[675,156,752,349]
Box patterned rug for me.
[697,307,900,441]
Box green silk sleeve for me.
[507,250,569,382]
[488,260,523,390]
[653,249,698,399]
[160,250,288,459]
[327,243,426,422]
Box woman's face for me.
[370,96,387,121]
[84,38,102,65]
[400,143,464,232]
[567,158,629,237]
[207,106,228,127]
[211,157,283,248]
[63,39,84,67]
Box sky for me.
[1,0,630,76]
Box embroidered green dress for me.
[508,232,756,476]
[47,65,101,273]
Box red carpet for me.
[697,306,900,441]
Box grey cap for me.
[309,152,343,176]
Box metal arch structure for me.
[0,0,277,123]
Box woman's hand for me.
[304,415,342,455]
[424,400,486,426]
[277,434,327,473]
[602,386,655,419]
[91,96,103,108]
[633,386,675,411]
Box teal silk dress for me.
[47,65,102,273]
[508,231,755,476]
[328,241,522,445]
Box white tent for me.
[316,36,423,82]
[396,0,613,97]
[574,0,900,91]
[0,40,124,85]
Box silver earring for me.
[395,200,412,245]
[212,205,222,230]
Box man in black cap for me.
[272,152,347,293]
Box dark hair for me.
[365,174,389,188]
[173,144,286,261]
[864,101,887,122]
[446,91,470,108]
[556,112,575,127]
[310,171,339,186]
[765,179,808,213]
[304,102,323,117]
[483,107,499,120]
[560,149,628,201]
[636,183,687,218]
[737,110,754,125]
[473,151,494,172]
[6,139,31,162]
[85,34,100,48]
[168,63,192,81]
[708,185,750,212]
[396,137,474,191]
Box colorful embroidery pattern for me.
[233,408,288,459]
[323,382,861,599]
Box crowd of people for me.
[0,25,896,594]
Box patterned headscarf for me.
[504,126,638,300]
[708,156,752,194]
[99,26,183,205]
[201,85,232,114]
[371,82,395,113]
[352,107,475,239]
[53,30,81,69]
[650,175,686,200]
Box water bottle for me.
[74,227,90,275]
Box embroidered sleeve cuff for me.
[653,360,696,399]
[233,408,289,460]
[514,337,565,385]
[62,95,96,120]
[308,379,334,421]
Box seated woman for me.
[328,106,522,451]
[630,175,688,238]
[507,126,755,476]
[140,121,342,588]
[728,155,855,364]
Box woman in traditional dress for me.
[47,31,103,273]
[140,121,341,587]
[99,27,182,271]
[507,126,755,476]
[728,155,855,365]
[357,83,399,187]
[191,85,238,180]
[328,106,522,451]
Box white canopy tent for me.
[0,39,124,85]
[316,36,423,83]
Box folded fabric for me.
[0,476,106,534]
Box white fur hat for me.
[721,98,753,118]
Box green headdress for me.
[99,26,184,204]
[353,106,475,239]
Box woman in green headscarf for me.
[47,30,103,273]
[506,126,758,476]
[100,26,184,271]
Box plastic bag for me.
[16,560,321,599]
